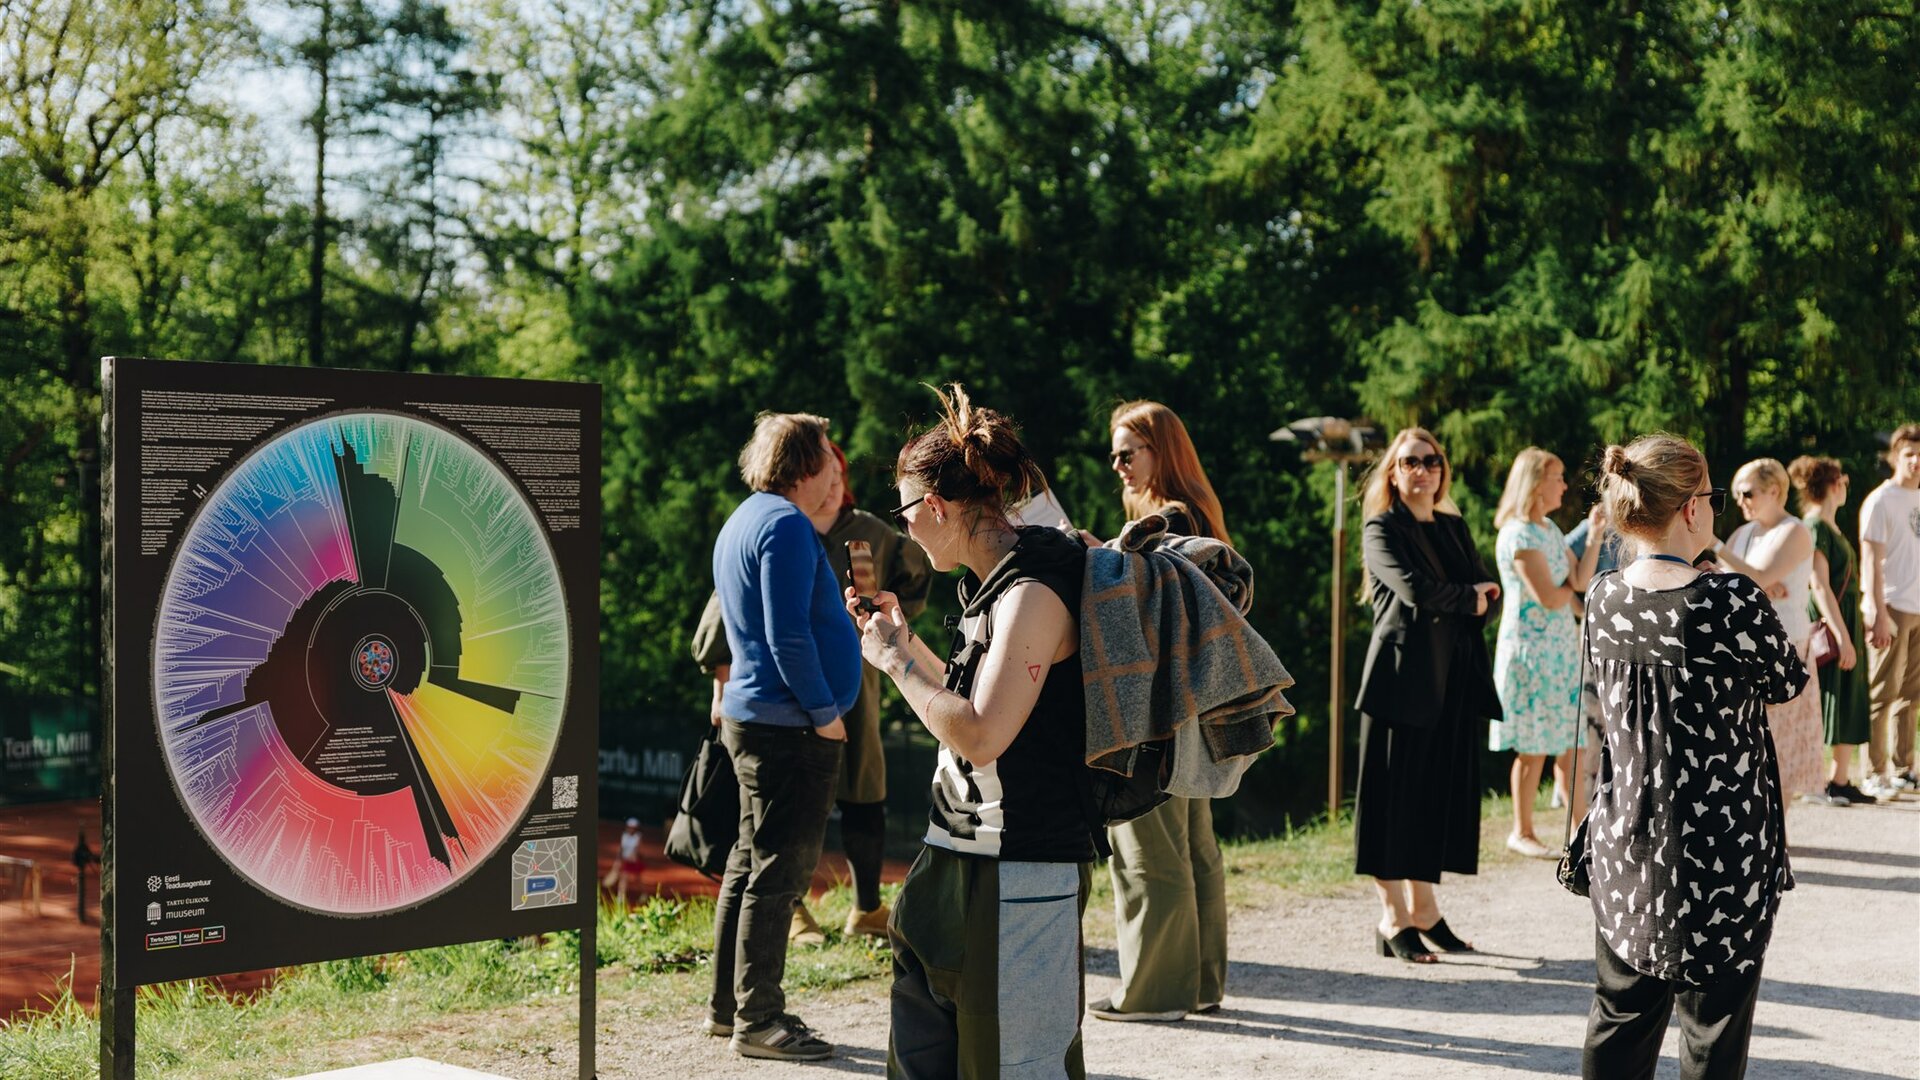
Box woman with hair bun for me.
[1577,435,1807,1080]
[1712,458,1826,804]
[1788,455,1874,804]
[851,384,1095,1079]
[1352,426,1502,964]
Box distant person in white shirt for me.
[1859,424,1920,797]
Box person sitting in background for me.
[1353,427,1502,963]
[1713,458,1828,805]
[705,411,861,1062]
[1789,455,1874,805]
[693,440,931,944]
[1488,447,1602,857]
[1579,434,1806,1080]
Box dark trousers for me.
[1583,931,1765,1080]
[710,719,843,1029]
[838,799,888,913]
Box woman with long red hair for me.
[1087,400,1232,1022]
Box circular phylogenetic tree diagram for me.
[151,413,569,914]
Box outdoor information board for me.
[101,357,600,1076]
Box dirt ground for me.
[406,797,1920,1079]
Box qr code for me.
[551,774,579,810]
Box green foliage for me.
[1,0,1916,817]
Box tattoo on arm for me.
[1027,662,1043,683]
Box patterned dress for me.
[1584,571,1808,987]
[1490,519,1583,754]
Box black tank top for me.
[924,526,1095,863]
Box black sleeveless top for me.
[924,526,1095,862]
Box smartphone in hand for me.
[846,540,879,614]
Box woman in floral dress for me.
[1490,448,1604,857]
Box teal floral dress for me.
[1490,519,1582,754]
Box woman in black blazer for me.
[1353,426,1502,963]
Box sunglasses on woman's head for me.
[1396,453,1445,473]
[890,495,925,527]
[1109,448,1144,467]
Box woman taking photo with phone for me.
[850,384,1096,1079]
[1353,427,1502,963]
[1578,435,1807,1080]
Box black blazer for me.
[1353,503,1502,729]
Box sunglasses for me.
[890,495,926,527]
[1696,487,1729,513]
[1396,453,1446,473]
[1732,487,1757,503]
[1109,448,1146,467]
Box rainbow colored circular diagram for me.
[151,413,569,915]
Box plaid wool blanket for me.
[1081,515,1294,795]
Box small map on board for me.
[511,838,578,910]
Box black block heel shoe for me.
[1375,927,1437,963]
[1414,918,1474,953]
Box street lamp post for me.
[1272,417,1384,823]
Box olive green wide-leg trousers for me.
[1103,796,1228,1014]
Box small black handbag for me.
[665,727,739,880]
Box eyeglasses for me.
[890,495,926,527]
[1694,487,1729,513]
[1109,448,1146,467]
[1396,453,1445,474]
[1732,487,1756,503]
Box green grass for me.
[0,791,1573,1078]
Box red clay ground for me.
[0,801,908,1021]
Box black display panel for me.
[104,357,600,985]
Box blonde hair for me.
[1494,447,1562,529]
[1361,426,1459,520]
[1110,400,1231,544]
[1734,457,1788,503]
[1598,434,1708,545]
[738,412,832,493]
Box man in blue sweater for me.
[706,411,862,1062]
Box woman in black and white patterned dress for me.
[1579,435,1809,1080]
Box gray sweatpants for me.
[888,846,1091,1079]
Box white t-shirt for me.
[1860,480,1920,615]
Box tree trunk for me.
[309,1,333,368]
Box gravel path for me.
[575,796,1917,1079]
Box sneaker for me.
[789,902,826,947]
[1895,770,1919,791]
[1829,781,1876,806]
[703,1018,733,1037]
[730,1014,834,1061]
[1506,832,1555,859]
[843,902,892,940]
[1799,790,1848,807]
[1860,774,1897,800]
[1087,996,1186,1023]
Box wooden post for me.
[1329,462,1347,823]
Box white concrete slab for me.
[288,1058,515,1080]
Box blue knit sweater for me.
[713,491,862,728]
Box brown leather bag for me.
[1809,620,1841,668]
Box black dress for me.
[1353,507,1500,883]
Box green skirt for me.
[1822,612,1872,746]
